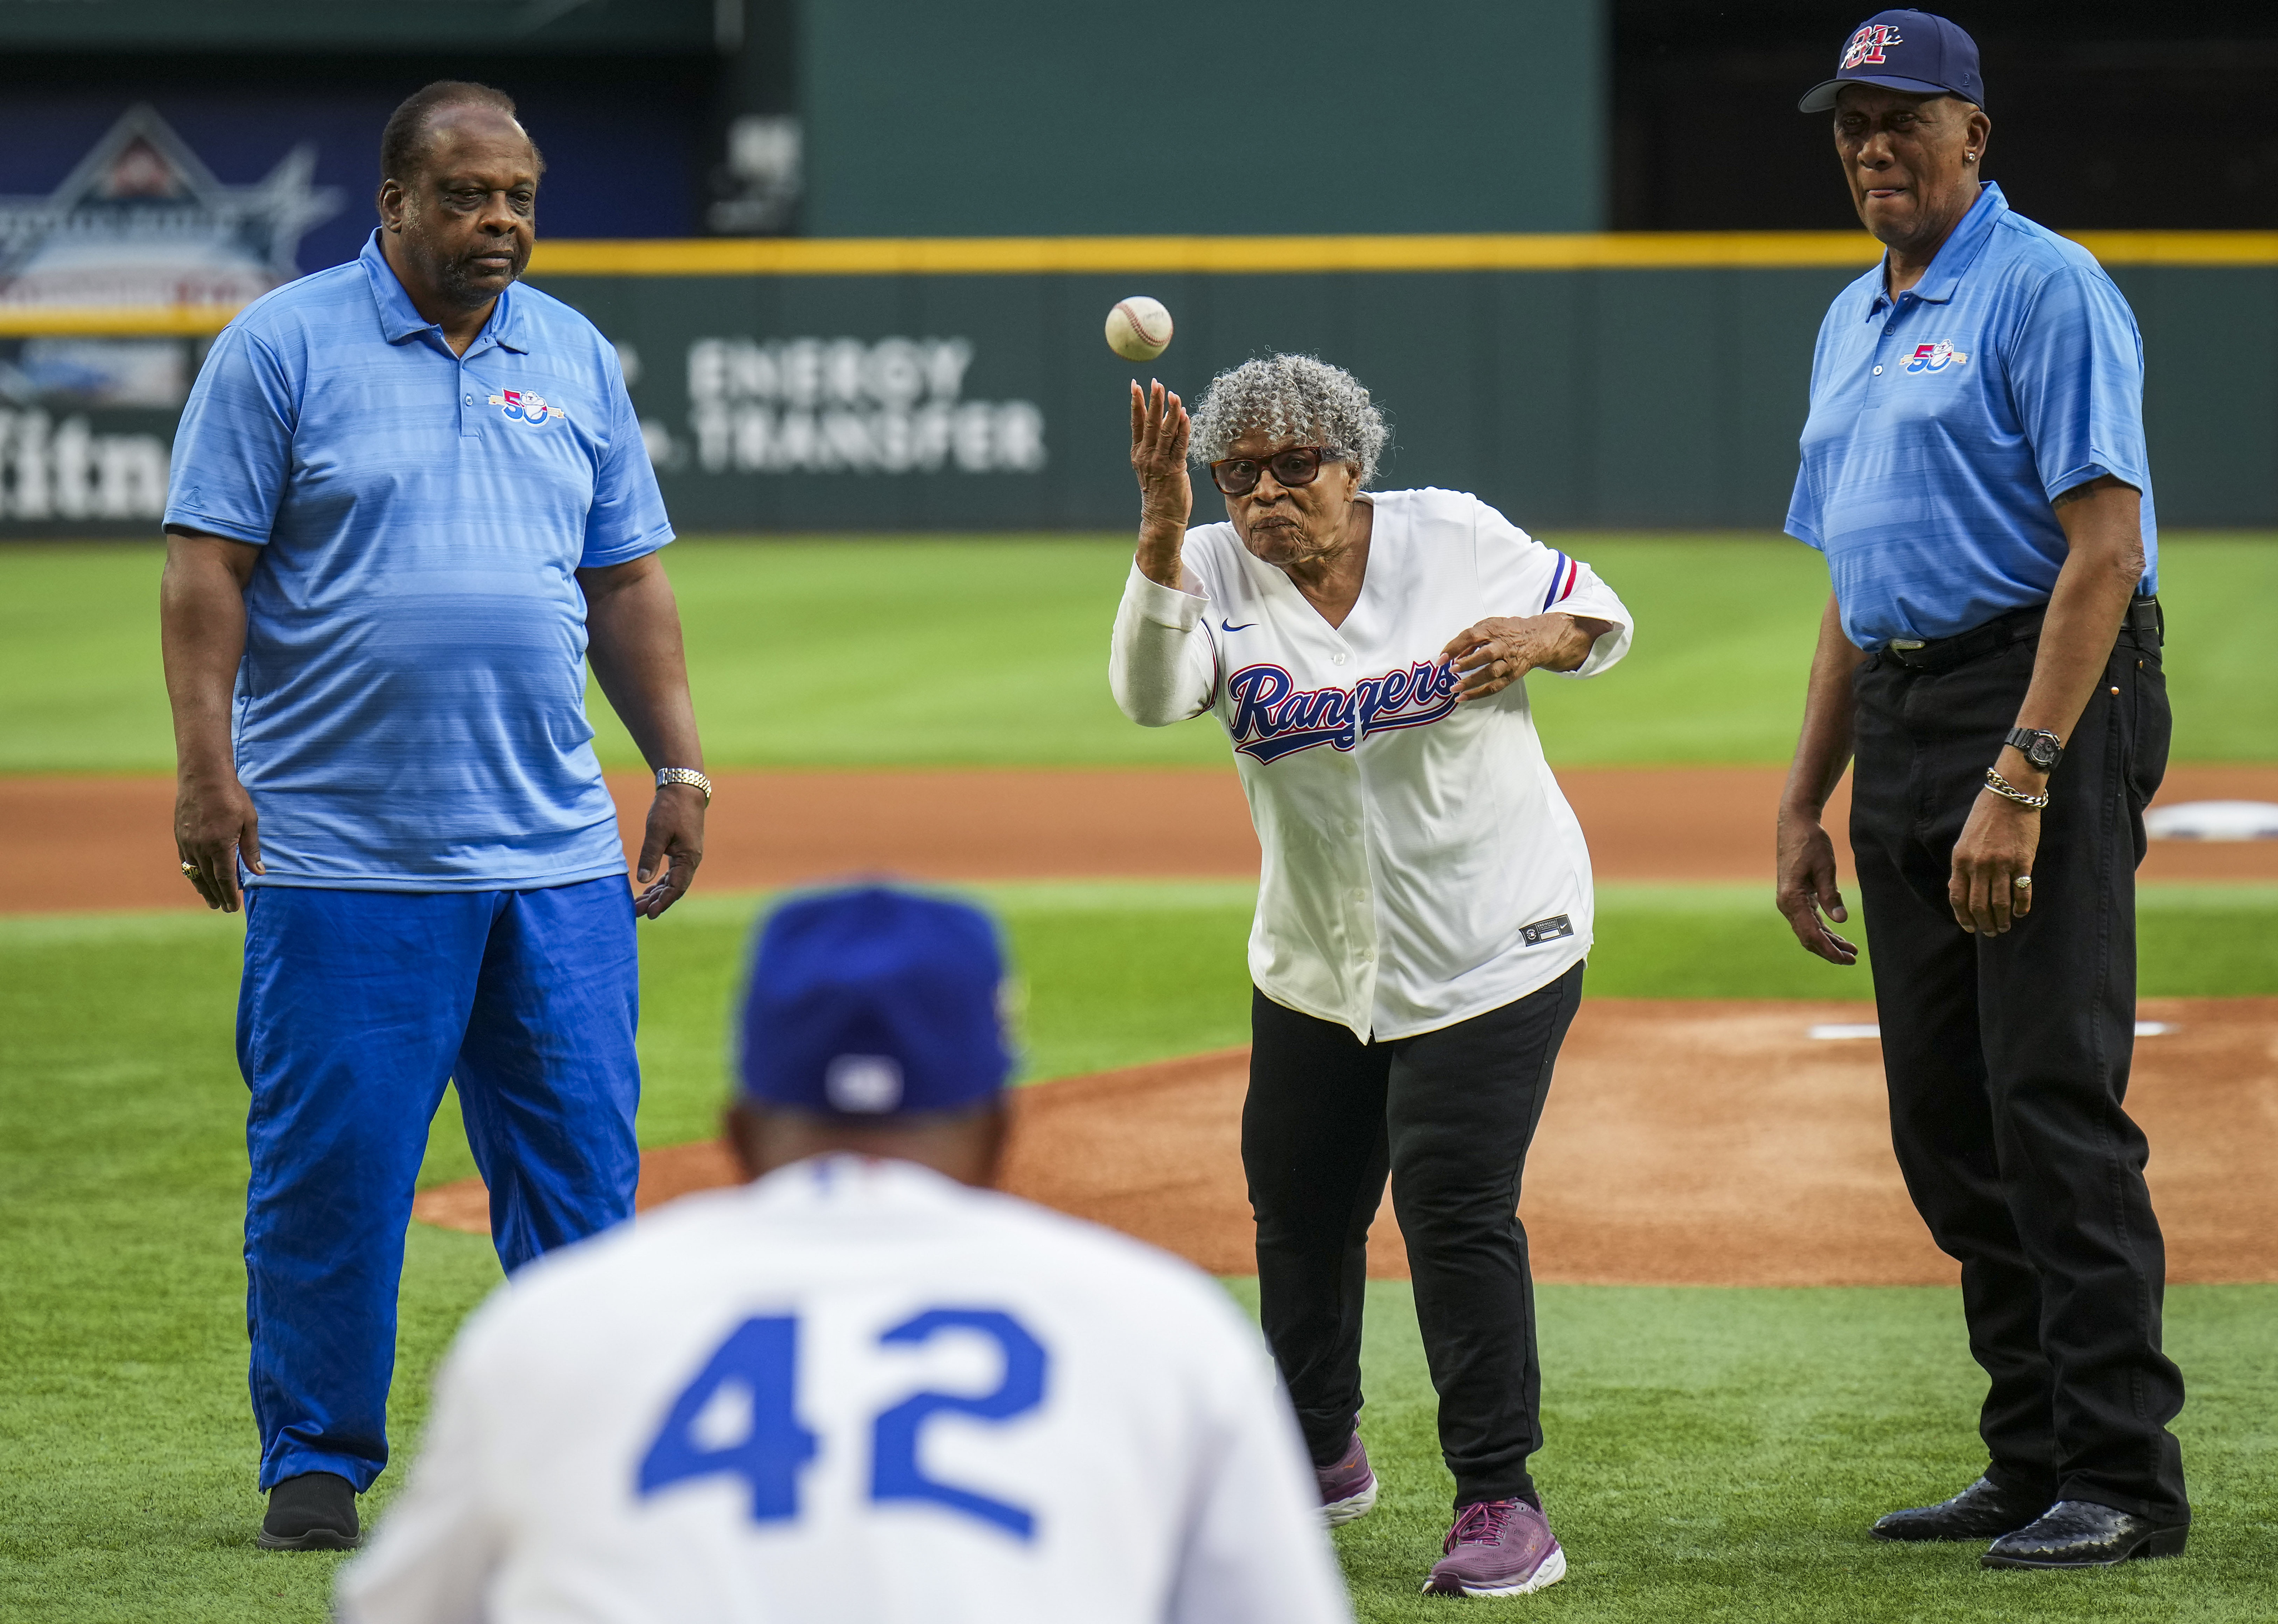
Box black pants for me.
[1242,963,1584,1508]
[1849,618,2187,1523]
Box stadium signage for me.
[684,336,1047,476]
[0,403,169,522]
[0,106,343,527]
[0,105,340,310]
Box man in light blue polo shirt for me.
[1772,12,2186,1572]
[158,81,710,1551]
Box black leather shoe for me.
[1870,1476,2047,1542]
[258,1471,361,1551]
[1982,1499,2188,1569]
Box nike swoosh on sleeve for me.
[1221,620,1256,632]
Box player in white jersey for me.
[1111,357,1633,1597]
[335,885,1351,1624]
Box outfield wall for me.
[4,232,2274,536]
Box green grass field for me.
[6,885,2276,1621]
[4,534,2274,1622]
[4,533,2275,773]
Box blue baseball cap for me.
[739,885,1013,1117]
[1799,11,1985,113]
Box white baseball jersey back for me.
[335,1156,1350,1624]
[1110,488,1633,1041]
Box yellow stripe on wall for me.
[3,231,2273,334]
[522,229,2278,276]
[2065,231,2278,265]
[0,304,241,336]
[526,231,1895,275]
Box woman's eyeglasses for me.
[1208,446,1346,497]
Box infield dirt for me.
[414,996,2278,1289]
[10,762,2278,913]
[31,759,2274,1289]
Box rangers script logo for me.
[1226,658,1464,764]
[1841,23,1903,68]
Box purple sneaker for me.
[1423,1498,1567,1597]
[1316,1432,1378,1526]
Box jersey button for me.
[1872,365,1884,375]
[1331,652,1347,665]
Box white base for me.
[1323,1476,1379,1527]
[1424,1543,1568,1598]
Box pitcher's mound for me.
[413,997,2278,1287]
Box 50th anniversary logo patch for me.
[1903,341,1970,374]
[488,389,566,425]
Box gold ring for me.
[2013,875,2032,889]
[180,861,199,876]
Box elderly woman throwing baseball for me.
[1111,355,1632,1598]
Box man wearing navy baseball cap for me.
[336,885,1353,1624]
[1796,8,1985,113]
[1776,9,2188,1573]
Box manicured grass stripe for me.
[6,537,2274,774]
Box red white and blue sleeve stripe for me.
[1541,551,1580,612]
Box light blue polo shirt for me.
[1786,182,2156,650]
[164,230,673,890]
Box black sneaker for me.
[1981,1500,2188,1569]
[258,1471,361,1551]
[1870,1476,2046,1542]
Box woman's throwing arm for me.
[1131,379,1192,589]
[1112,381,1215,725]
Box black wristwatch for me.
[2005,727,2064,773]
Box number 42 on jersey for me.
[637,1307,1049,1541]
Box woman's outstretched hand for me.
[1439,613,1611,701]
[1131,379,1192,588]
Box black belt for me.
[1881,595,2162,672]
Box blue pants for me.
[237,878,640,1491]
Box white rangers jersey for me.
[335,1156,1349,1624]
[1110,487,1633,1041]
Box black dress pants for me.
[1849,616,2187,1524]
[1242,963,1583,1508]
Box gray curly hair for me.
[1187,354,1389,488]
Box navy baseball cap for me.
[1799,11,1985,113]
[739,885,1013,1117]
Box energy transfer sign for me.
[0,103,341,309]
[684,336,1047,476]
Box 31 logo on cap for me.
[1841,23,1903,68]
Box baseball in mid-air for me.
[1105,295,1173,362]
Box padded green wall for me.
[533,261,2278,534]
[798,0,1608,237]
[12,256,2264,539]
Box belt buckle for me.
[1890,638,1926,651]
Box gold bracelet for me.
[1983,768,2049,810]
[656,767,712,803]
